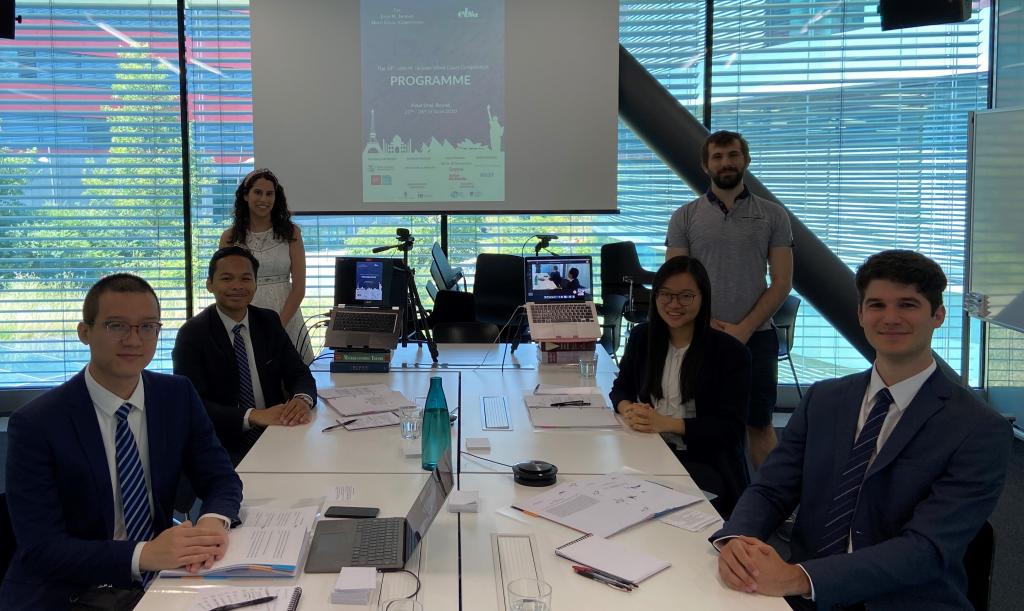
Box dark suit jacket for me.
[0,370,242,610]
[713,368,1012,611]
[173,304,316,463]
[610,324,751,513]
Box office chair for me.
[472,253,527,342]
[432,322,502,343]
[426,280,438,300]
[431,242,466,291]
[427,289,477,326]
[600,241,655,325]
[964,520,994,611]
[598,293,628,360]
[773,295,802,398]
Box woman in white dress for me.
[221,168,314,363]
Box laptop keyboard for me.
[351,519,403,566]
[482,396,511,430]
[530,303,595,324]
[332,311,397,333]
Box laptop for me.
[523,255,601,340]
[305,451,454,573]
[325,258,402,349]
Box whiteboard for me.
[967,107,1024,333]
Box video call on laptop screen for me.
[524,256,593,303]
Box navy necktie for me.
[233,323,256,410]
[233,323,263,450]
[115,403,154,584]
[816,388,894,557]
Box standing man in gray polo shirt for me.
[665,131,793,469]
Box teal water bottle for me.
[421,376,451,470]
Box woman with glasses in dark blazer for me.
[610,255,752,517]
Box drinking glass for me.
[507,578,552,611]
[399,407,423,440]
[578,356,597,378]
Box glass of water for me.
[379,599,422,611]
[399,406,423,440]
[507,578,552,611]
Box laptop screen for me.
[354,260,385,304]
[402,450,454,562]
[334,257,406,307]
[524,255,593,303]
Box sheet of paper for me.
[324,485,356,503]
[660,507,721,532]
[318,383,393,400]
[188,587,299,611]
[325,386,415,417]
[342,411,400,430]
[523,394,608,408]
[534,384,603,395]
[240,505,318,532]
[513,474,703,537]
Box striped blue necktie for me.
[115,403,153,583]
[233,323,256,410]
[233,323,262,450]
[816,388,894,557]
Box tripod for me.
[372,233,439,363]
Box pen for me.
[573,565,638,589]
[209,595,277,611]
[550,401,590,407]
[321,419,347,433]
[572,566,633,592]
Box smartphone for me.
[324,505,380,519]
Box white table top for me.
[311,342,618,373]
[137,473,457,611]
[236,370,461,474]
[456,473,790,611]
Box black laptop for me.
[304,451,454,573]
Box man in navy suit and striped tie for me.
[1,274,242,609]
[173,246,316,466]
[712,250,1011,611]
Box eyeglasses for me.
[95,321,163,340]
[655,290,698,306]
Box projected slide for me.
[361,0,505,203]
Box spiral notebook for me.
[555,534,670,585]
[187,586,302,611]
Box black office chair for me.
[598,293,628,360]
[773,295,802,398]
[0,493,15,581]
[600,241,655,325]
[426,280,439,300]
[427,289,477,326]
[964,520,994,611]
[432,322,502,343]
[472,253,527,342]
[431,242,466,291]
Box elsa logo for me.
[458,8,479,19]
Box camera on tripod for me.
[395,228,414,252]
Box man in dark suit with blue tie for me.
[173,246,316,465]
[712,250,1011,611]
[1,274,243,610]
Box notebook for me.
[523,393,621,428]
[555,534,670,585]
[523,255,601,340]
[187,586,302,611]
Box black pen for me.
[582,566,639,589]
[209,595,277,611]
[550,400,590,407]
[321,419,350,433]
[572,567,633,592]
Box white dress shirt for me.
[216,306,266,430]
[654,342,697,450]
[84,367,152,579]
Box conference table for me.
[138,343,788,610]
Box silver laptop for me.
[524,255,601,340]
[324,305,401,349]
[305,451,453,573]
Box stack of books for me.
[537,340,597,365]
[331,348,391,373]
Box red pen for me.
[572,565,634,591]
